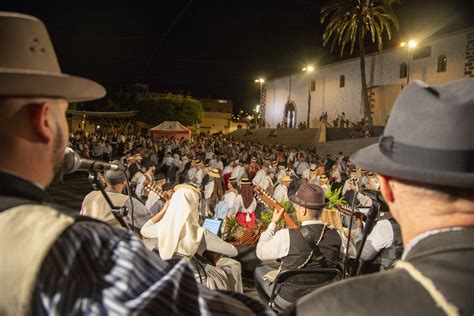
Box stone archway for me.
[284,101,297,128]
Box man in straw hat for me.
[294,79,474,315]
[255,183,341,309]
[0,12,270,315]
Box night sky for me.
[1,0,473,113]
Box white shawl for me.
[155,187,204,260]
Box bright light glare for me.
[408,40,417,48]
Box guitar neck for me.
[145,184,168,201]
[254,187,299,229]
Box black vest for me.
[279,224,341,303]
[362,218,404,274]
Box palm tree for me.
[321,0,399,126]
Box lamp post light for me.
[400,40,417,84]
[302,66,314,127]
[254,78,265,127]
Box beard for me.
[51,124,67,180]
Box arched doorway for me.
[284,101,297,128]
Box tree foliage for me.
[321,0,399,125]
[136,93,203,126]
[73,84,203,127]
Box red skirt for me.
[236,212,256,229]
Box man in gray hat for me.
[80,161,152,230]
[294,79,474,315]
[0,12,270,315]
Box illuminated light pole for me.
[400,40,417,84]
[254,78,265,127]
[302,66,314,127]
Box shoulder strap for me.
[298,225,328,268]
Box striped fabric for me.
[32,221,273,315]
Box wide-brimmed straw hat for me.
[351,79,474,188]
[208,168,221,178]
[0,12,105,101]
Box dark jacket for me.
[296,228,474,316]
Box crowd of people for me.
[0,11,472,316]
[74,130,407,309]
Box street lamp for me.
[400,40,417,84]
[302,66,314,127]
[254,78,265,128]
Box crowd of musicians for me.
[76,133,404,308]
[1,12,472,315]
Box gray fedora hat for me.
[0,12,105,101]
[351,79,474,188]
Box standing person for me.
[135,161,156,201]
[231,160,246,184]
[295,80,474,315]
[203,168,224,217]
[252,163,269,187]
[0,13,270,315]
[274,175,292,204]
[233,179,257,228]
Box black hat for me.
[154,173,165,181]
[352,79,474,188]
[289,183,327,209]
[162,183,175,191]
[105,161,127,185]
[143,161,156,169]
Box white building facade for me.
[264,27,474,127]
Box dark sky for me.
[1,0,473,113]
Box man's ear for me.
[378,174,394,203]
[27,103,52,143]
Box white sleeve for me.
[202,229,238,257]
[256,223,290,260]
[140,219,158,238]
[369,220,394,251]
[232,195,242,214]
[135,177,144,197]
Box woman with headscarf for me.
[154,184,243,292]
[233,179,257,228]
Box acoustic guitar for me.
[144,184,169,202]
[253,186,299,229]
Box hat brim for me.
[0,71,106,102]
[289,194,327,209]
[351,143,474,188]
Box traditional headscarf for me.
[240,183,254,209]
[155,185,203,260]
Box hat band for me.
[379,136,474,173]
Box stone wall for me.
[265,28,472,128]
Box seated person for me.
[145,178,171,215]
[81,162,151,230]
[255,183,341,309]
[154,184,243,292]
[355,204,404,274]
